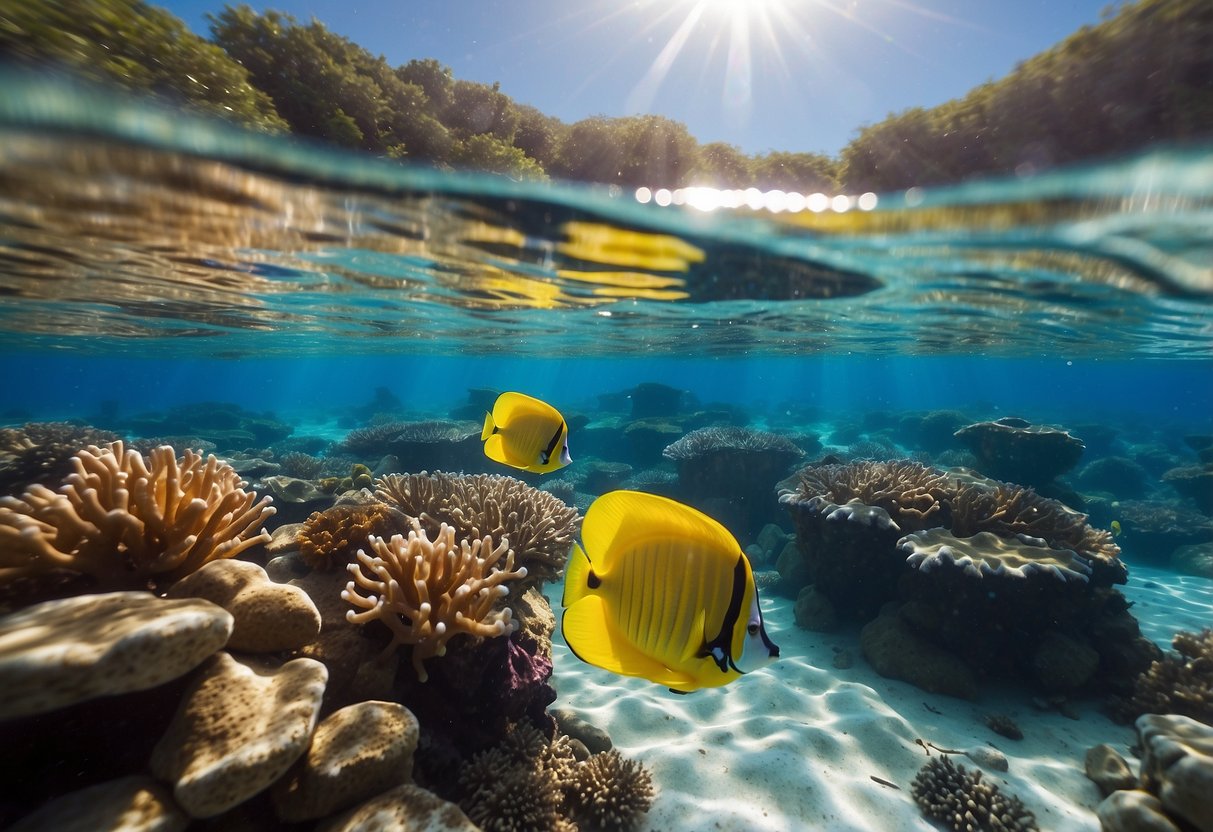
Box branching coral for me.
[1112,628,1213,725]
[0,441,275,590]
[342,523,526,682]
[782,460,952,533]
[911,755,1039,832]
[297,502,411,571]
[375,471,580,590]
[949,480,1124,584]
[336,420,479,468]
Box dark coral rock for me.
[1115,499,1213,565]
[860,610,978,699]
[1110,628,1213,726]
[664,426,804,541]
[337,420,482,472]
[899,410,969,454]
[1162,464,1213,515]
[1077,456,1151,500]
[629,381,690,419]
[954,417,1084,488]
[401,631,557,759]
[0,422,121,496]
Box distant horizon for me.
[157,0,1114,157]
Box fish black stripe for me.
[704,554,747,674]
[539,420,565,465]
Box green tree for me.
[453,134,548,181]
[692,142,753,186]
[0,0,285,131]
[749,151,838,192]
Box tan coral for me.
[899,528,1093,583]
[149,651,328,818]
[375,471,579,589]
[781,460,951,532]
[7,775,188,832]
[318,784,479,832]
[165,559,321,653]
[0,441,275,590]
[271,701,420,822]
[342,522,526,682]
[0,591,232,720]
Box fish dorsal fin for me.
[581,490,740,573]
[562,596,696,689]
[492,391,559,429]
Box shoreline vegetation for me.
[1,0,1211,192]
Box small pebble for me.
[965,745,1009,772]
[832,650,854,670]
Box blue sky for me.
[161,0,1113,157]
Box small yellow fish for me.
[1111,520,1122,537]
[561,490,780,693]
[481,391,571,474]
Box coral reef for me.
[566,749,656,832]
[1162,463,1213,515]
[911,755,1038,832]
[1114,499,1213,565]
[1111,628,1213,726]
[343,523,526,682]
[663,425,804,540]
[0,421,121,496]
[0,442,275,594]
[375,471,580,592]
[1075,456,1150,500]
[954,416,1084,489]
[298,502,411,571]
[336,420,481,471]
[781,459,1151,695]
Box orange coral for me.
[297,503,410,571]
[342,522,526,682]
[0,441,275,590]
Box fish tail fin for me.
[480,411,496,442]
[562,542,593,607]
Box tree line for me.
[2,0,1210,191]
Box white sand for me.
[546,563,1213,832]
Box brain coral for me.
[0,441,275,592]
[297,502,412,571]
[375,471,580,592]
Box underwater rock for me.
[756,522,793,563]
[150,652,327,818]
[1032,631,1101,692]
[1115,500,1213,565]
[1085,744,1137,797]
[262,475,335,523]
[859,610,978,699]
[1137,713,1213,832]
[984,714,1024,741]
[627,382,689,419]
[271,701,419,823]
[794,585,839,632]
[317,783,477,832]
[6,776,187,832]
[553,708,613,755]
[898,410,968,454]
[0,592,232,720]
[1171,542,1213,579]
[954,417,1084,488]
[166,559,321,653]
[1162,464,1213,515]
[1097,789,1182,832]
[1077,456,1150,500]
[965,745,1009,773]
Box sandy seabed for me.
[546,564,1213,832]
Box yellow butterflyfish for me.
[561,490,780,693]
[481,391,571,474]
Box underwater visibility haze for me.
[1,19,1213,832]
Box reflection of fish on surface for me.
[561,490,780,693]
[481,391,571,474]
